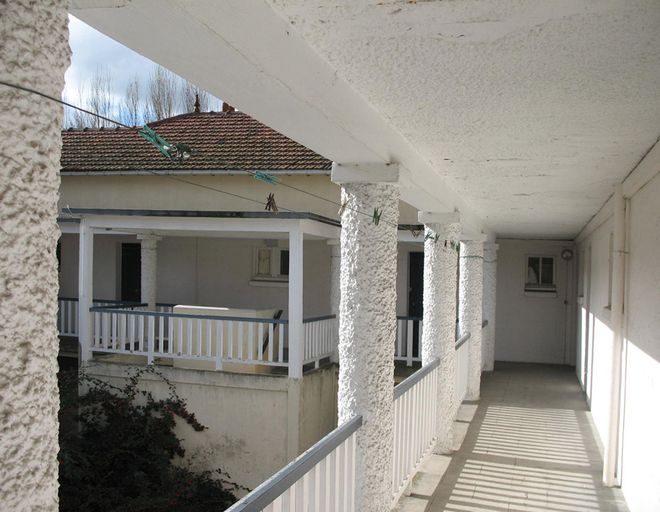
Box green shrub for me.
[58,366,242,511]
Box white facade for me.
[576,155,660,511]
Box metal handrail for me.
[88,307,289,324]
[455,331,471,350]
[393,358,440,400]
[303,314,336,324]
[396,315,423,321]
[226,415,363,511]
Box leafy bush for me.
[58,365,242,511]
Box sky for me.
[64,15,221,120]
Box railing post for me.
[328,239,341,363]
[288,227,304,378]
[147,315,155,364]
[78,218,94,363]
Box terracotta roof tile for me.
[60,111,331,173]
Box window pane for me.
[280,250,289,276]
[541,257,554,285]
[527,257,540,284]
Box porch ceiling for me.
[71,0,660,239]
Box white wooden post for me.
[328,239,341,363]
[288,227,304,379]
[78,218,94,363]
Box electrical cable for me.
[1,79,406,230]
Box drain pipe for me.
[603,184,626,486]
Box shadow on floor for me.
[427,362,629,512]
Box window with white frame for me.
[252,246,289,282]
[525,255,556,293]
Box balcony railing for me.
[394,316,422,366]
[84,305,337,372]
[227,323,477,511]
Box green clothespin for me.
[254,171,280,185]
[373,208,382,225]
[138,125,176,160]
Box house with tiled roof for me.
[56,108,424,493]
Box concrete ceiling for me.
[266,0,660,238]
[71,0,660,239]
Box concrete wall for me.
[577,170,660,511]
[495,239,576,364]
[85,362,338,493]
[299,365,339,453]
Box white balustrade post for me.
[332,162,399,512]
[482,243,498,371]
[419,212,461,453]
[78,218,94,363]
[459,239,485,401]
[328,239,341,363]
[138,234,160,310]
[0,2,70,509]
[288,227,304,378]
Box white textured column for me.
[333,162,399,512]
[459,240,484,400]
[328,239,340,363]
[138,235,160,310]
[419,213,461,453]
[481,243,498,371]
[0,2,70,509]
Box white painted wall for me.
[60,234,425,318]
[59,174,421,225]
[495,239,576,364]
[85,362,338,493]
[60,235,333,317]
[578,170,660,512]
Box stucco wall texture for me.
[421,222,459,452]
[0,1,70,510]
[337,182,399,512]
[459,241,483,401]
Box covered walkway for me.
[428,363,629,512]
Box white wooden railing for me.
[226,415,361,512]
[303,315,337,368]
[58,297,148,337]
[58,298,79,336]
[90,307,288,368]
[391,357,441,501]
[394,316,423,366]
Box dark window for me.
[121,243,141,302]
[279,250,290,276]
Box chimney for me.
[193,94,201,113]
[222,101,235,113]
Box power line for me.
[0,80,132,129]
[1,79,399,228]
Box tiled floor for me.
[427,362,629,512]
